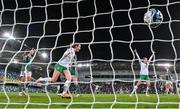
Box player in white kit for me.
[36,43,81,98]
[130,49,155,96]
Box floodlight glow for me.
[41,52,48,58]
[164,63,171,67]
[78,63,90,67]
[13,59,19,64]
[85,64,90,67]
[3,32,11,37]
[3,32,15,40]
[9,36,15,40]
[157,63,172,67]
[78,64,83,67]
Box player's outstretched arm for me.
[148,50,155,64]
[134,49,141,63]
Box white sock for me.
[166,90,169,94]
[39,77,52,82]
[131,86,138,95]
[63,80,71,94]
[146,87,149,95]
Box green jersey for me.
[21,55,32,71]
[70,63,76,75]
[70,55,78,76]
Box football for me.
[144,8,163,28]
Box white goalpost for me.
[0,0,180,108]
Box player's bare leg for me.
[146,80,151,96]
[19,76,26,96]
[165,83,173,94]
[130,80,141,96]
[165,83,172,94]
[62,70,71,98]
[72,77,81,96]
[19,74,32,96]
[36,70,60,83]
[165,85,170,94]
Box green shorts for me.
[139,75,150,81]
[69,67,76,76]
[54,64,67,74]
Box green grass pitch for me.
[0,93,179,108]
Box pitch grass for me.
[0,93,179,108]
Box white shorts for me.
[20,71,32,77]
[165,81,173,85]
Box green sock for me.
[19,83,23,92]
[18,86,22,92]
[75,84,81,94]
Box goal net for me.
[0,0,180,108]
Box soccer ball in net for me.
[144,8,163,28]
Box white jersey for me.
[140,62,149,75]
[58,48,75,68]
[135,52,154,76]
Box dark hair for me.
[71,43,80,48]
[23,50,30,56]
[23,48,34,56]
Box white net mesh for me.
[0,0,180,108]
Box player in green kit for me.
[19,48,35,96]
[69,55,81,96]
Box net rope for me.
[0,0,179,109]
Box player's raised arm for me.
[134,49,141,63]
[148,51,155,64]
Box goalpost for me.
[0,0,180,108]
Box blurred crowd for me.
[0,70,19,82]
[0,81,179,94]
[0,69,179,94]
